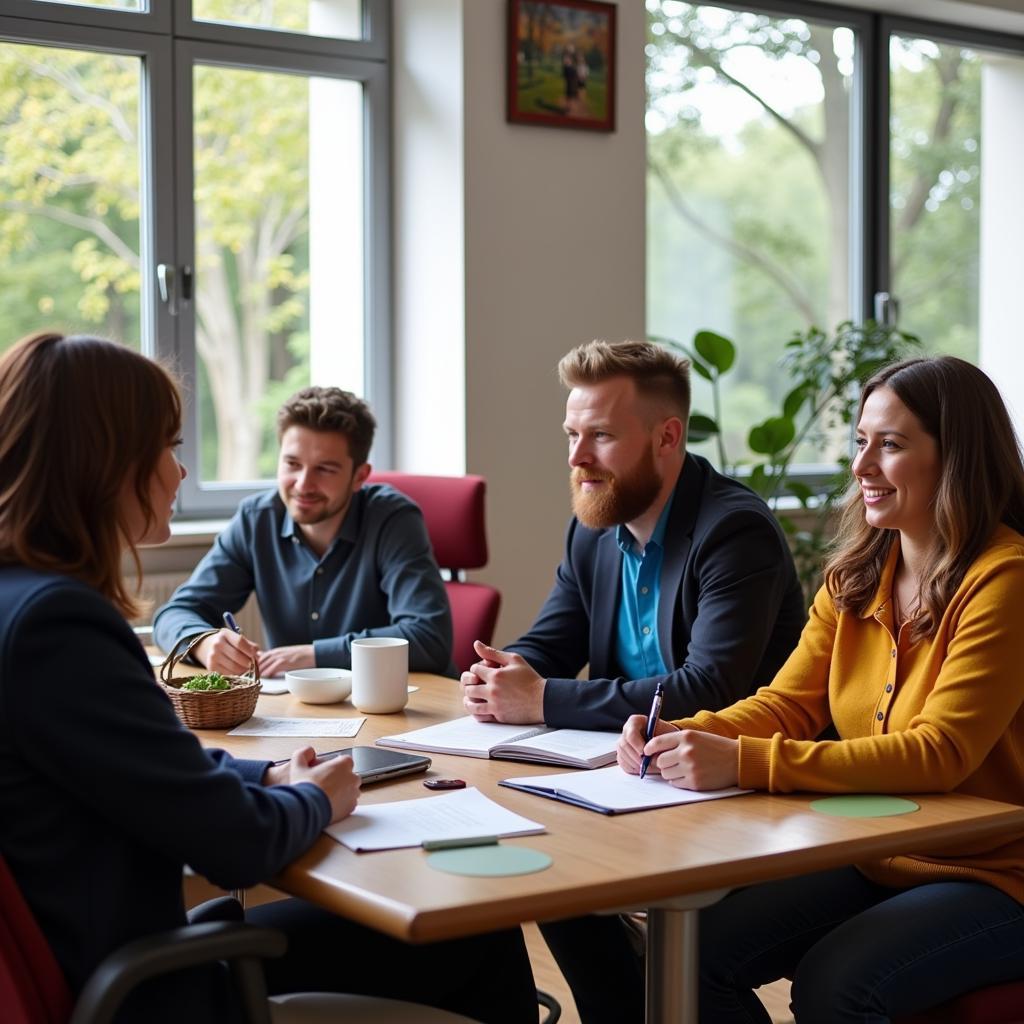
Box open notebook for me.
[377,716,620,769]
[500,764,751,815]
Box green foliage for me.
[181,673,231,691]
[0,8,314,483]
[659,321,921,602]
[646,3,982,487]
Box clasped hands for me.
[617,715,739,791]
[460,640,546,723]
[195,629,314,677]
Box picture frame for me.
[507,0,617,132]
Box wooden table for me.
[203,675,1024,1024]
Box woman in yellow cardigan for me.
[619,355,1024,1022]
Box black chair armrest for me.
[69,921,286,1024]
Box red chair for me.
[369,472,501,674]
[0,854,479,1024]
[896,983,1024,1024]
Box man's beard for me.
[570,449,662,529]
[287,492,350,525]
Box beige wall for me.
[393,0,646,644]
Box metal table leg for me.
[645,889,730,1024]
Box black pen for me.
[222,611,241,634]
[638,682,665,780]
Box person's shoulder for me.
[359,482,422,518]
[967,524,1024,577]
[686,454,784,536]
[0,565,95,609]
[0,567,109,649]
[227,489,284,533]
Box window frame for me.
[646,0,1024,490]
[0,1,392,517]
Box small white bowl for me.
[284,668,352,705]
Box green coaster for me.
[810,795,920,818]
[426,845,553,877]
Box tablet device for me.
[274,746,431,784]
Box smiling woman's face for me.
[852,385,941,543]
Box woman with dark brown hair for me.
[0,332,535,1023]
[618,355,1024,1022]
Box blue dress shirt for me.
[614,492,675,681]
[153,484,454,674]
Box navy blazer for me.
[0,566,330,1017]
[507,453,807,730]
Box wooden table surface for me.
[201,674,1024,945]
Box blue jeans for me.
[700,866,1024,1023]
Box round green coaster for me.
[810,795,920,818]
[426,845,553,877]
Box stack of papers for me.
[326,787,546,852]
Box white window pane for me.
[0,41,142,351]
[192,0,363,42]
[891,36,1024,432]
[30,1,142,9]
[646,4,855,465]
[191,64,363,483]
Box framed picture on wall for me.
[507,0,617,132]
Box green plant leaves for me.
[783,383,811,419]
[688,413,719,442]
[748,416,795,455]
[693,330,735,373]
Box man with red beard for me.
[461,338,804,731]
[461,339,805,1023]
[154,386,453,677]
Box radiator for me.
[130,572,266,648]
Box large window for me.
[0,1,389,513]
[646,1,1024,468]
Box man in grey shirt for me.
[154,387,453,677]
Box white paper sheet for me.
[325,786,546,852]
[227,716,365,737]
[259,675,289,695]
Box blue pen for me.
[638,682,665,780]
[222,611,241,634]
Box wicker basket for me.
[158,629,261,730]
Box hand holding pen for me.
[192,611,259,674]
[639,682,665,780]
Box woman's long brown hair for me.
[0,332,182,618]
[824,356,1024,642]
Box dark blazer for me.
[507,453,807,730]
[0,566,330,1018]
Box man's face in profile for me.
[563,376,664,530]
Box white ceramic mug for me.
[350,637,409,713]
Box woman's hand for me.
[276,746,361,823]
[642,730,740,790]
[617,714,680,774]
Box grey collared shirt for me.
[153,484,454,674]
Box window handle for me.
[157,263,176,314]
[873,291,900,328]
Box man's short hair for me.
[557,339,691,424]
[277,386,376,466]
